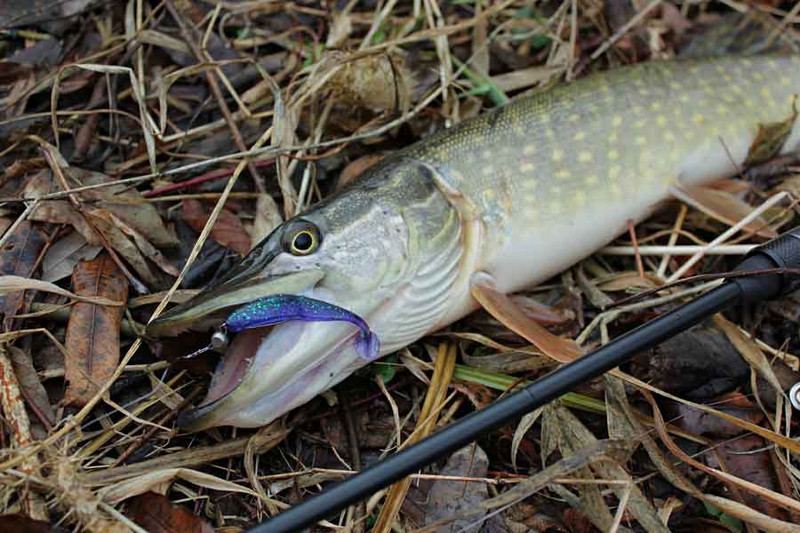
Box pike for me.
[147,55,800,431]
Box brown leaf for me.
[182,199,250,255]
[0,221,47,324]
[425,445,490,531]
[707,435,789,522]
[26,167,178,285]
[0,514,68,533]
[249,193,283,249]
[83,207,161,286]
[41,232,102,283]
[675,393,763,438]
[8,346,54,429]
[74,169,177,248]
[126,492,214,533]
[64,253,129,407]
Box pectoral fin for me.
[669,183,777,239]
[470,272,582,364]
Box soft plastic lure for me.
[185,294,380,361]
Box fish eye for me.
[284,223,321,256]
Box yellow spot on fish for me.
[611,183,622,198]
[584,175,599,186]
[545,129,555,139]
[781,76,790,86]
[635,119,647,129]
[651,102,662,111]
[761,87,772,98]
[612,116,623,127]
[520,162,535,173]
[693,113,705,125]
[656,115,667,126]
[482,150,492,159]
[549,202,563,216]
[679,94,690,103]
[578,151,592,163]
[715,105,728,116]
[552,148,564,162]
[753,72,764,81]
[669,81,682,90]
[523,143,536,155]
[609,132,619,143]
[664,131,676,142]
[573,190,586,208]
[715,65,725,73]
[633,105,643,115]
[744,99,755,108]
[482,165,495,176]
[568,114,580,122]
[573,131,586,141]
[555,169,570,180]
[634,136,646,146]
[540,113,551,123]
[609,149,619,160]
[609,165,621,179]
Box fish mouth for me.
[145,265,378,431]
[177,317,367,432]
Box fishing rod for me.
[249,226,800,533]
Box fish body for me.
[148,55,800,430]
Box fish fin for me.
[509,294,574,326]
[470,272,582,364]
[669,183,777,239]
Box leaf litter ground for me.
[0,1,800,531]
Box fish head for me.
[146,159,463,431]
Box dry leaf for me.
[182,199,251,255]
[26,168,177,285]
[425,445,490,531]
[511,407,543,471]
[0,275,123,306]
[83,207,161,286]
[41,231,102,283]
[126,492,214,533]
[100,468,260,504]
[0,514,67,533]
[8,346,54,428]
[250,193,283,248]
[0,221,47,324]
[64,254,129,406]
[708,435,789,522]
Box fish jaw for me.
[177,318,372,431]
[145,269,325,338]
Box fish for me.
[146,54,800,431]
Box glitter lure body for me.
[224,295,380,360]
